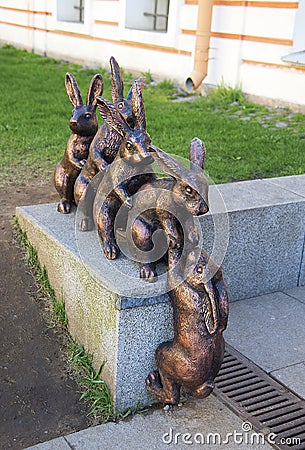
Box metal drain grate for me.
[214,344,305,449]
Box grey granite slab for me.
[62,396,272,450]
[263,174,305,198]
[298,245,305,287]
[258,174,305,289]
[225,291,305,372]
[205,202,305,301]
[16,204,170,305]
[25,437,71,450]
[284,285,305,304]
[271,362,305,400]
[209,177,305,213]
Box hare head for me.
[65,72,103,137]
[184,247,220,334]
[96,78,153,164]
[151,138,209,215]
[109,56,145,129]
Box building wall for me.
[209,0,305,107]
[1,0,305,107]
[0,0,194,81]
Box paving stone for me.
[271,362,305,400]
[275,121,288,128]
[64,396,272,450]
[25,437,71,450]
[284,286,305,304]
[225,291,305,372]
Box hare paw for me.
[57,200,71,214]
[146,370,162,390]
[168,236,183,250]
[78,217,93,232]
[140,264,157,282]
[146,371,177,404]
[190,382,214,399]
[124,196,133,209]
[103,241,120,260]
[187,228,199,246]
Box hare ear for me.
[132,78,147,131]
[86,74,104,107]
[96,96,128,137]
[150,144,189,180]
[110,56,124,103]
[126,76,145,101]
[190,137,206,170]
[65,73,83,107]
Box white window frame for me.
[119,0,182,49]
[51,0,93,34]
[125,0,170,33]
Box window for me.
[57,0,84,23]
[125,0,170,32]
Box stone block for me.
[16,203,172,411]
[203,178,305,300]
[225,291,305,372]
[271,362,305,400]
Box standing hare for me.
[54,72,103,214]
[93,79,156,260]
[128,138,209,281]
[146,246,229,404]
[74,57,145,224]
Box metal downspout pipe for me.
[185,0,214,91]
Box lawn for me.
[0,44,304,185]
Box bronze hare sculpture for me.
[93,78,156,260]
[74,57,145,230]
[54,72,103,214]
[146,246,229,404]
[129,138,209,281]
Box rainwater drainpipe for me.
[185,0,214,92]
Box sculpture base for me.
[15,174,305,411]
[16,203,173,412]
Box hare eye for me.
[118,102,124,110]
[85,113,91,119]
[196,265,203,274]
[126,141,133,150]
[185,186,193,195]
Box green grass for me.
[69,341,116,421]
[1,44,305,185]
[13,216,119,422]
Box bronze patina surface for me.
[93,78,156,260]
[74,57,145,231]
[128,138,209,281]
[146,247,229,404]
[54,72,103,214]
[53,60,229,408]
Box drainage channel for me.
[214,344,305,450]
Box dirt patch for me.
[0,179,91,450]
